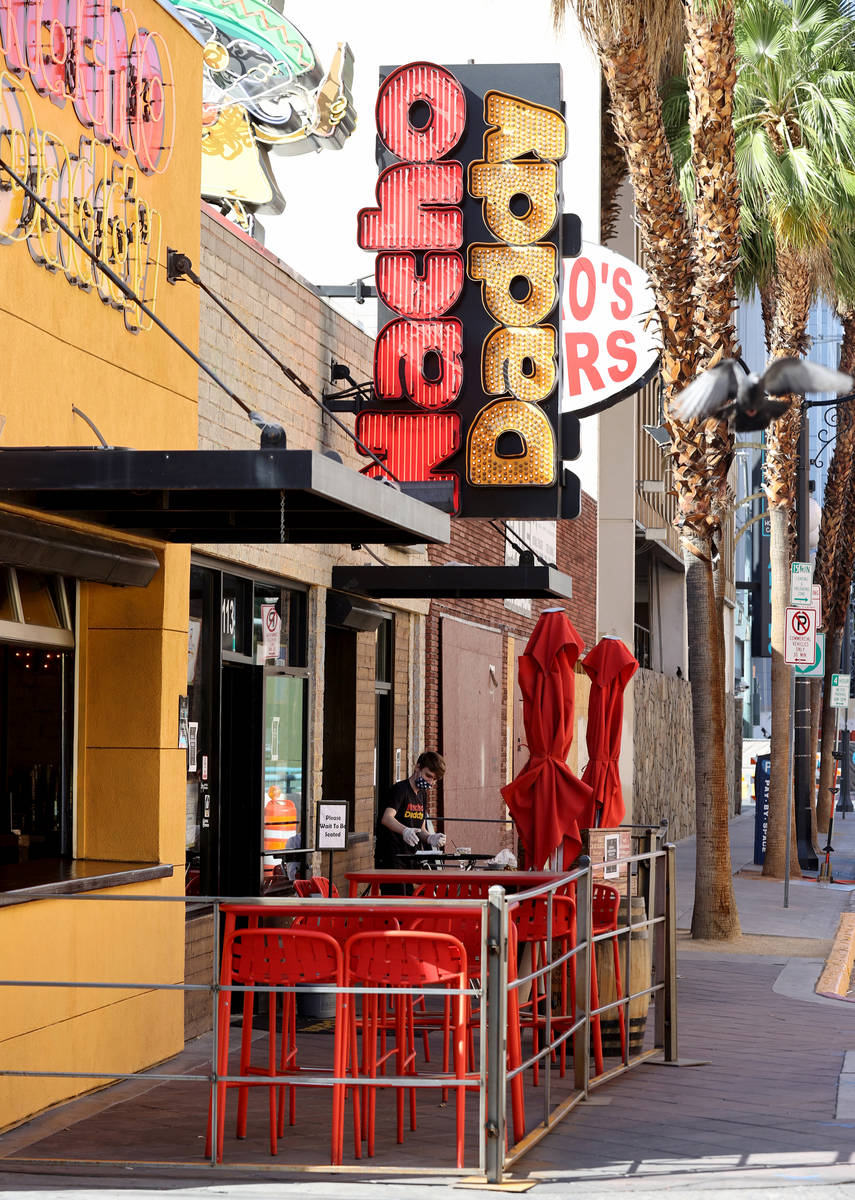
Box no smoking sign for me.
[785,606,817,665]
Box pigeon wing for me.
[672,360,741,421]
[763,358,853,397]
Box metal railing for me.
[0,839,678,1183]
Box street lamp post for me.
[794,408,819,868]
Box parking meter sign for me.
[790,562,813,606]
[831,674,851,708]
[785,606,817,665]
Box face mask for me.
[415,775,433,791]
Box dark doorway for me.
[0,644,71,865]
[323,625,357,822]
[219,661,263,897]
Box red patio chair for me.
[406,908,526,1143]
[344,930,470,1166]
[205,927,347,1164]
[591,882,626,1073]
[293,876,339,897]
[512,893,577,1084]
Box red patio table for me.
[345,869,570,898]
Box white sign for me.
[785,606,817,665]
[790,562,813,606]
[261,603,281,661]
[317,801,348,850]
[795,631,825,678]
[831,674,851,708]
[811,584,822,626]
[188,721,198,773]
[561,242,661,414]
[603,832,620,880]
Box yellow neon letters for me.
[466,89,565,488]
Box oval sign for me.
[561,242,661,416]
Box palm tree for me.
[554,0,742,937]
[732,0,855,875]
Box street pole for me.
[839,597,854,815]
[794,407,819,868]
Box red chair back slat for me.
[226,928,341,986]
[345,930,467,988]
[292,911,399,943]
[591,883,620,932]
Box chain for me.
[280,490,286,544]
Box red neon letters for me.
[0,0,174,173]
[357,62,466,504]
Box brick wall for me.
[196,207,429,882]
[424,491,598,780]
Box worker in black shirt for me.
[374,752,446,880]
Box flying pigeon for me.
[672,357,854,431]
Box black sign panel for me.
[358,62,581,519]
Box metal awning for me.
[0,449,451,546]
[0,510,159,586]
[331,564,573,599]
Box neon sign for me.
[355,61,580,518]
[176,0,356,233]
[0,0,173,330]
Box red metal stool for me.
[590,882,626,1074]
[205,927,347,1164]
[512,893,577,1085]
[344,930,469,1166]
[407,909,526,1143]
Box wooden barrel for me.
[594,895,651,1057]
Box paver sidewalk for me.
[3,808,855,1198]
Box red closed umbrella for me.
[501,609,594,869]
[581,636,638,827]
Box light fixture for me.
[643,424,670,450]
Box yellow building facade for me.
[0,0,202,1127]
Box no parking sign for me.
[784,606,817,666]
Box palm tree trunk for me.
[687,533,739,936]
[600,80,628,244]
[762,247,813,878]
[682,0,740,936]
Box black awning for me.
[0,510,159,586]
[330,564,574,599]
[0,449,451,547]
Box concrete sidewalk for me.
[3,812,855,1199]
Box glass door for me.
[262,670,306,891]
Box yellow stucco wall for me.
[0,875,184,1125]
[0,0,202,1130]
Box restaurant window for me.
[0,569,75,870]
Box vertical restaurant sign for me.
[356,62,579,519]
[0,0,175,331]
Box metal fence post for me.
[664,843,678,1062]
[653,842,666,1051]
[573,858,592,1095]
[485,885,508,1184]
[209,899,220,1167]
